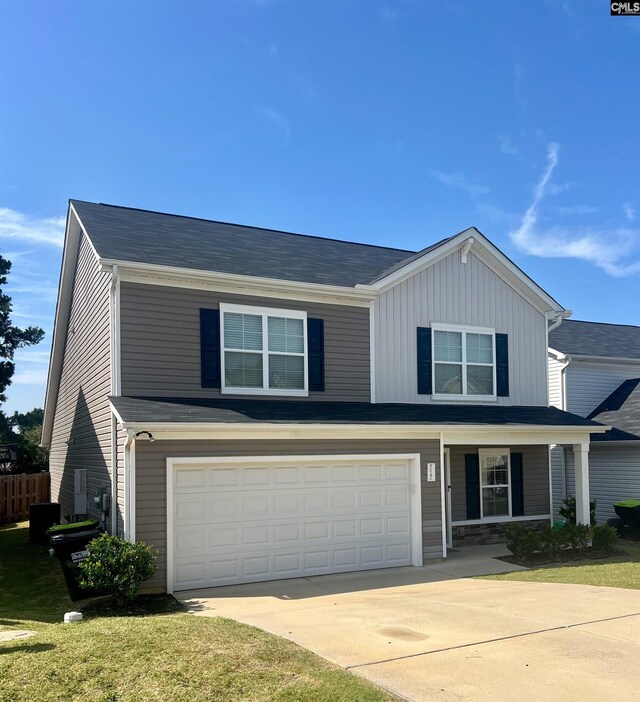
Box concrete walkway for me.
[179,551,640,701]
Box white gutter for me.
[99,259,377,306]
[547,310,572,333]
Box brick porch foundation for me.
[452,518,549,547]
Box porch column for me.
[572,442,590,525]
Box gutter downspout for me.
[109,265,119,534]
[547,310,572,334]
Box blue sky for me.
[1,0,639,414]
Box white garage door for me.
[168,454,420,592]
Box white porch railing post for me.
[572,442,591,525]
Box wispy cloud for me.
[258,107,291,140]
[431,170,489,197]
[431,170,515,224]
[499,135,520,158]
[623,202,635,222]
[0,208,65,248]
[554,205,599,216]
[509,143,640,277]
[12,349,50,386]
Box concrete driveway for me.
[179,555,640,701]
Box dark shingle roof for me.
[589,378,640,442]
[110,396,604,429]
[71,200,415,288]
[549,320,640,359]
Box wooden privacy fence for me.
[0,472,50,524]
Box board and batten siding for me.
[49,234,113,522]
[120,283,370,402]
[134,438,442,591]
[374,250,548,405]
[449,445,550,522]
[565,359,640,417]
[556,444,640,523]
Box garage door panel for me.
[173,538,414,590]
[171,456,416,590]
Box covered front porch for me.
[440,430,597,550]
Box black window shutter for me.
[465,453,481,520]
[200,308,221,388]
[496,333,509,397]
[511,452,524,517]
[307,318,325,392]
[417,327,432,394]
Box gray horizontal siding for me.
[550,445,566,520]
[134,438,441,591]
[559,444,640,523]
[565,359,640,417]
[120,283,370,402]
[49,233,113,523]
[449,445,550,522]
[375,250,549,406]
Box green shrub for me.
[559,496,597,526]
[505,525,541,562]
[591,524,618,556]
[77,533,156,607]
[564,523,592,557]
[539,526,568,562]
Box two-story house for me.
[42,201,605,593]
[548,320,640,523]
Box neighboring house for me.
[42,201,606,593]
[549,320,640,523]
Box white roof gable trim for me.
[356,228,565,315]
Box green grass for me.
[479,539,640,590]
[0,523,396,702]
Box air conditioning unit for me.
[74,469,87,515]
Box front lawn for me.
[479,539,640,590]
[0,523,396,702]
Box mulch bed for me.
[498,548,618,567]
[79,594,184,618]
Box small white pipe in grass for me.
[63,612,83,623]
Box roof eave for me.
[98,258,377,306]
[41,204,89,447]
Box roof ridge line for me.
[70,199,418,256]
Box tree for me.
[11,409,48,473]
[0,255,45,403]
[0,255,47,473]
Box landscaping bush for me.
[559,496,597,526]
[539,526,568,562]
[505,525,541,561]
[77,533,156,607]
[591,524,618,556]
[564,523,592,558]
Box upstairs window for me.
[220,303,307,395]
[433,325,495,399]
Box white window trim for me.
[478,448,511,519]
[431,322,497,401]
[220,302,309,396]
